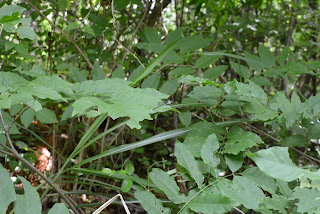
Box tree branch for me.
[25,0,93,70]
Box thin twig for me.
[120,1,149,67]
[25,0,93,70]
[0,149,13,156]
[0,142,80,214]
[8,106,30,131]
[0,110,16,151]
[111,0,145,68]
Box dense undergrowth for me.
[0,0,320,213]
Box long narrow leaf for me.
[72,128,191,168]
[130,38,181,87]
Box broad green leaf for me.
[149,168,184,204]
[141,72,161,89]
[258,45,275,67]
[235,81,268,105]
[252,108,278,121]
[291,187,320,214]
[14,177,41,214]
[0,167,16,214]
[134,191,170,214]
[18,84,63,101]
[0,111,21,134]
[189,192,237,214]
[204,65,228,79]
[184,121,225,157]
[244,51,264,72]
[114,0,130,10]
[201,133,219,165]
[241,167,277,194]
[247,147,303,182]
[216,176,265,209]
[124,160,135,175]
[178,111,191,127]
[169,67,193,78]
[280,135,308,147]
[276,179,292,198]
[72,97,108,117]
[92,61,106,80]
[121,178,133,192]
[48,203,69,214]
[17,65,45,77]
[250,76,272,86]
[17,26,37,40]
[36,108,58,124]
[83,25,95,36]
[285,62,313,75]
[225,152,244,173]
[188,85,223,104]
[260,195,289,214]
[224,130,263,155]
[308,124,320,139]
[176,36,211,53]
[159,79,179,95]
[164,28,182,46]
[0,72,27,91]
[195,55,220,68]
[300,94,320,119]
[276,92,301,127]
[64,22,79,31]
[112,67,126,79]
[70,67,88,82]
[174,142,204,187]
[144,26,161,44]
[230,61,251,79]
[57,0,68,10]
[277,47,290,65]
[0,5,26,20]
[21,108,36,128]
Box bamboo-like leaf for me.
[73,128,191,168]
[130,38,181,87]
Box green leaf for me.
[291,187,320,214]
[230,61,251,79]
[57,0,68,10]
[189,192,237,214]
[277,47,290,65]
[114,0,130,10]
[247,147,303,182]
[159,79,179,95]
[141,72,161,89]
[174,142,204,187]
[112,67,126,79]
[121,178,133,192]
[308,124,320,139]
[201,133,219,165]
[188,85,223,104]
[176,36,211,53]
[73,128,191,168]
[92,61,106,80]
[195,55,220,68]
[17,26,37,40]
[258,45,275,67]
[276,92,301,127]
[130,38,180,87]
[14,177,41,214]
[124,160,135,175]
[169,67,193,78]
[244,51,264,72]
[48,203,69,214]
[285,62,313,75]
[0,167,16,214]
[64,22,79,31]
[149,168,184,204]
[224,130,263,155]
[17,65,46,77]
[260,195,289,214]
[134,191,171,214]
[83,25,96,36]
[0,5,26,20]
[280,135,308,147]
[241,167,277,194]
[18,84,63,101]
[235,81,268,105]
[21,108,36,128]
[225,152,244,172]
[216,176,265,209]
[144,26,161,44]
[250,76,272,86]
[179,111,191,127]
[36,108,58,124]
[204,65,228,79]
